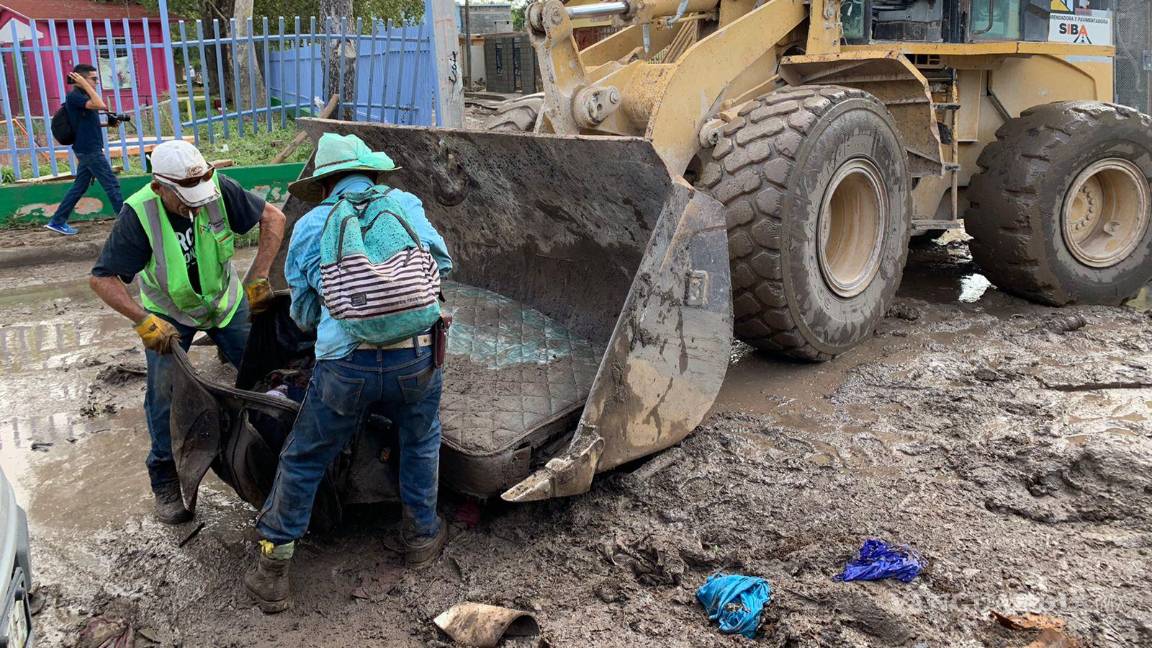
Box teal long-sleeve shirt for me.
[284,174,454,360]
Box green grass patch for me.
[198,123,313,166]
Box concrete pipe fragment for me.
[433,602,540,647]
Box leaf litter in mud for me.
[77,361,148,418]
[601,534,686,587]
[77,616,135,648]
[94,363,147,386]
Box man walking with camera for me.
[45,63,124,236]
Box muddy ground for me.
[2,238,1151,647]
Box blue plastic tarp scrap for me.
[836,538,924,583]
[695,573,773,639]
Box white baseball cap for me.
[151,140,220,208]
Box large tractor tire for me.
[700,85,911,361]
[482,93,544,132]
[966,102,1152,306]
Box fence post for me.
[158,0,183,139]
[425,0,464,127]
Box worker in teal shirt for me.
[245,133,453,614]
[284,175,453,359]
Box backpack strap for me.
[321,195,354,252]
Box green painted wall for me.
[1,163,304,227]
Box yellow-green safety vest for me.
[127,178,242,329]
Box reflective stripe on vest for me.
[137,196,241,329]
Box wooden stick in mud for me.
[271,94,339,164]
[1039,379,1152,392]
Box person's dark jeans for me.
[144,299,251,490]
[256,346,443,545]
[49,151,124,226]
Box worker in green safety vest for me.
[90,140,285,524]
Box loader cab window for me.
[842,0,868,42]
[842,0,1109,44]
[842,0,949,44]
[970,0,1022,41]
[971,0,1115,43]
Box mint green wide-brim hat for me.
[288,132,398,202]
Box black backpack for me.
[51,105,75,145]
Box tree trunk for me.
[321,0,357,121]
[230,0,267,114]
[202,0,236,105]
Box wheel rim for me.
[1062,158,1150,269]
[817,159,888,298]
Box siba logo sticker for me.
[1058,22,1093,44]
[1049,9,1113,47]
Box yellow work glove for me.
[245,278,274,315]
[134,314,181,354]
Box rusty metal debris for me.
[992,611,1066,632]
[992,611,1081,648]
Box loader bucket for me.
[268,118,732,501]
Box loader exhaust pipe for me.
[567,1,629,17]
[531,0,717,26]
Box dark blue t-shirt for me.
[65,87,103,154]
[90,175,265,293]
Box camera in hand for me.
[103,111,132,127]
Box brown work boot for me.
[403,515,447,567]
[243,541,294,614]
[152,481,193,525]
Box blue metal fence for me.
[267,21,435,126]
[0,0,437,182]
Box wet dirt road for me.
[3,241,1151,647]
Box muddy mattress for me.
[440,282,603,457]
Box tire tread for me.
[701,85,892,361]
[966,101,1149,305]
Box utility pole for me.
[427,0,464,126]
[464,0,472,90]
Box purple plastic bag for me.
[836,539,924,583]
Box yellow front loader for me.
[226,0,1151,508]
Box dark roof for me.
[1,0,162,20]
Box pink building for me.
[0,0,170,115]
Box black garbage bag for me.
[170,296,400,530]
[236,294,316,391]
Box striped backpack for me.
[319,185,441,344]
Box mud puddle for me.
[5,243,1152,647]
[0,248,257,495]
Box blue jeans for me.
[256,346,443,545]
[144,300,251,490]
[49,151,124,226]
